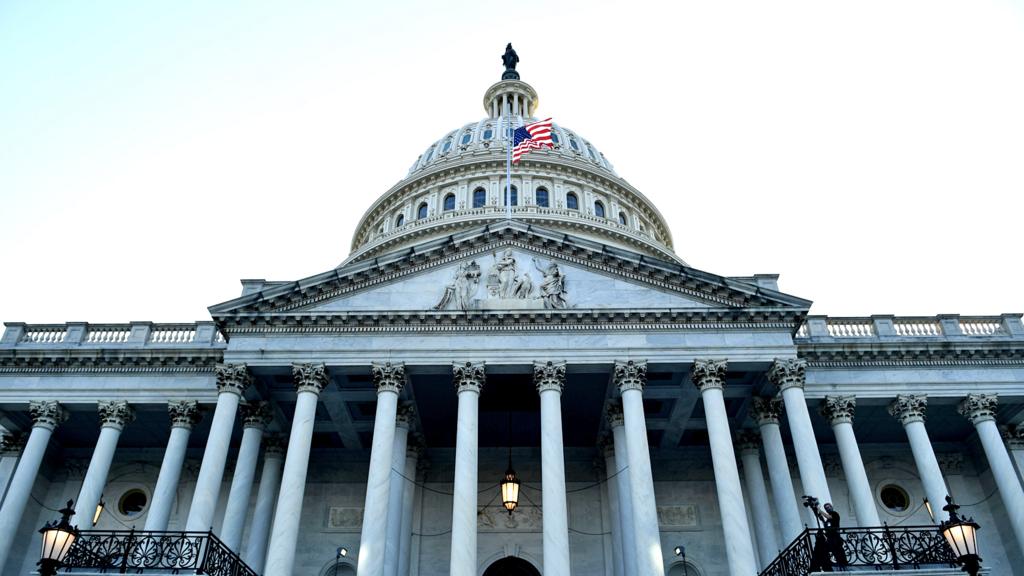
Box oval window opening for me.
[118,489,148,518]
[880,484,910,512]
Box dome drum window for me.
[506,185,518,207]
[443,194,456,212]
[460,132,472,146]
[395,214,405,227]
[566,192,579,210]
[472,188,487,208]
[618,212,628,226]
[594,201,606,218]
[417,203,429,220]
[535,187,550,208]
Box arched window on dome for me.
[569,138,580,152]
[566,192,579,210]
[483,126,494,140]
[443,193,456,212]
[442,139,453,154]
[506,185,518,206]
[461,132,472,146]
[550,131,560,145]
[423,146,435,163]
[472,188,486,208]
[395,214,405,227]
[535,187,550,207]
[417,203,429,220]
[586,145,597,161]
[618,211,628,226]
[594,201,606,218]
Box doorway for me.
[481,557,541,576]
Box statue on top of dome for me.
[501,43,520,80]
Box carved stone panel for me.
[478,506,543,531]
[656,505,700,528]
[326,506,365,531]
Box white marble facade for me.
[1,53,1023,576]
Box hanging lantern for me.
[939,496,981,576]
[92,497,105,527]
[500,463,520,515]
[38,500,79,576]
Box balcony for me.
[61,529,256,575]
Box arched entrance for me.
[482,557,542,576]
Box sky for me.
[1,0,1022,324]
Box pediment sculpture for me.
[434,249,568,311]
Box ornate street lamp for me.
[939,496,981,576]
[92,496,105,526]
[500,454,520,515]
[673,545,689,576]
[38,500,79,576]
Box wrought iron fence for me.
[61,529,256,575]
[759,525,958,576]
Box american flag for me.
[511,118,554,164]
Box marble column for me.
[614,360,665,576]
[0,433,22,506]
[536,361,571,576]
[692,359,757,576]
[751,397,803,542]
[888,395,949,514]
[357,362,406,576]
[820,396,880,527]
[958,394,1024,556]
[221,401,272,551]
[607,406,638,576]
[736,431,778,568]
[0,401,67,573]
[144,401,201,531]
[244,435,286,574]
[265,364,329,576]
[450,361,485,576]
[601,439,625,576]
[384,405,415,576]
[1004,425,1024,484]
[398,440,422,576]
[768,359,831,517]
[76,401,135,525]
[186,363,251,531]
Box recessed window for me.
[566,192,579,210]
[442,139,452,154]
[535,187,550,207]
[618,212,628,225]
[417,203,428,220]
[118,489,148,519]
[550,131,560,145]
[395,214,404,227]
[594,201,606,218]
[472,188,486,208]
[443,193,455,211]
[461,132,472,145]
[880,484,910,512]
[483,127,494,140]
[423,146,435,162]
[507,185,518,206]
[587,144,597,161]
[569,138,579,151]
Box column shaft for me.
[221,425,264,551]
[244,442,285,574]
[739,447,778,568]
[781,386,831,508]
[264,390,320,576]
[0,402,64,574]
[603,449,625,576]
[450,386,480,576]
[384,420,411,576]
[0,448,19,506]
[1011,444,1024,485]
[693,363,757,576]
[611,423,639,576]
[905,420,948,510]
[145,426,192,531]
[758,421,803,542]
[540,386,571,575]
[976,419,1024,555]
[186,391,243,530]
[76,426,121,523]
[398,448,419,576]
[832,422,880,526]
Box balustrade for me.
[62,529,257,576]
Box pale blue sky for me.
[2,0,1023,323]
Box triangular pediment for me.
[208,223,811,318]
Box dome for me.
[347,53,678,265]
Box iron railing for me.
[61,529,256,575]
[759,525,958,576]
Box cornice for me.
[798,343,1024,367]
[0,348,224,374]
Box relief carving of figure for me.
[533,257,567,309]
[434,260,482,310]
[495,249,518,298]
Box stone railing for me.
[0,321,226,349]
[796,314,1023,341]
[62,528,256,576]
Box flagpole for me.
[505,100,512,221]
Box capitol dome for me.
[347,60,680,265]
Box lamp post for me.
[92,496,105,527]
[38,500,79,576]
[500,455,520,515]
[939,496,981,576]
[334,547,348,575]
[673,545,688,576]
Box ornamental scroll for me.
[434,250,568,311]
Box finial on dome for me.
[501,43,520,80]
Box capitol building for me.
[1,49,1023,576]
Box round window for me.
[879,484,910,512]
[118,489,148,518]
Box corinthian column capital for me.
[691,359,728,392]
[1002,425,1024,449]
[263,434,287,458]
[534,360,566,394]
[958,393,998,425]
[735,429,761,454]
[240,401,273,430]
[168,400,202,430]
[396,403,416,429]
[888,394,928,425]
[215,363,252,396]
[820,395,857,426]
[373,361,407,394]
[452,361,485,393]
[98,400,135,430]
[767,358,806,391]
[292,363,330,395]
[613,360,647,393]
[29,400,68,430]
[606,401,625,428]
[750,397,783,426]
[0,432,22,456]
